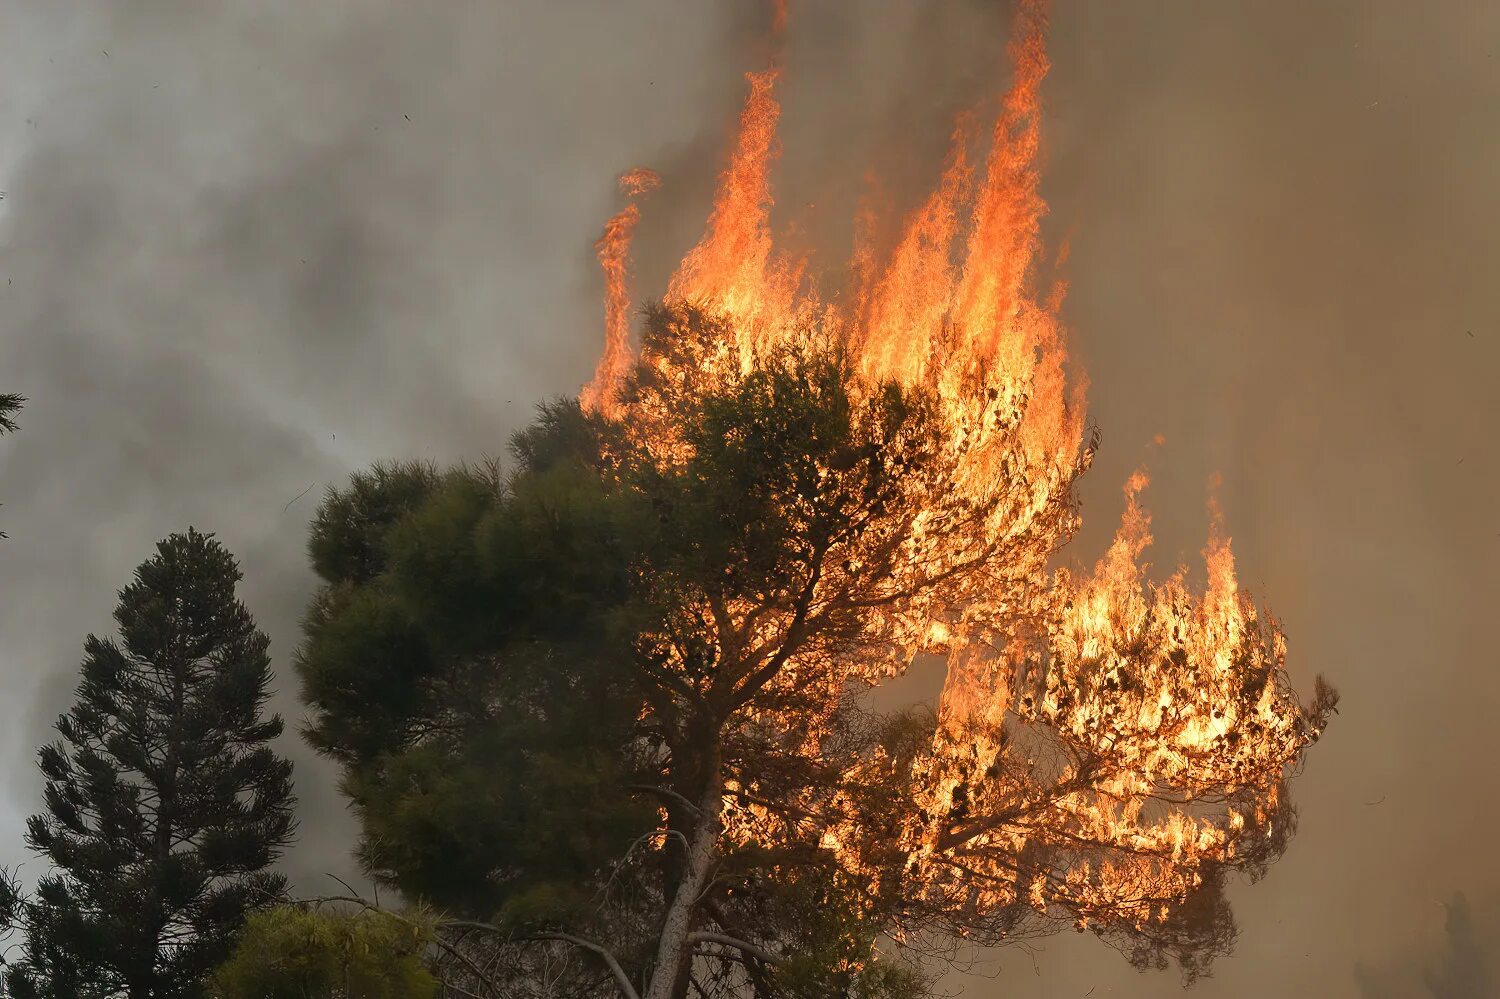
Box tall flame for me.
[580,168,660,418]
[666,68,805,368]
[579,0,1331,957]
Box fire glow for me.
[581,0,1332,952]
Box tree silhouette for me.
[1356,893,1494,999]
[5,529,296,999]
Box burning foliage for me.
[577,0,1334,987]
[294,3,1335,996]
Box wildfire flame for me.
[580,168,660,418]
[579,0,1332,956]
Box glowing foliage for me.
[581,169,660,418]
[578,0,1333,976]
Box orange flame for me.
[855,114,973,387]
[581,0,1330,954]
[580,168,660,417]
[666,68,805,368]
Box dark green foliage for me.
[209,906,438,999]
[0,393,21,435]
[508,398,606,475]
[308,461,444,587]
[6,529,296,999]
[295,313,948,994]
[297,408,655,923]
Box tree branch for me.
[626,784,702,819]
[526,931,641,999]
[687,931,782,967]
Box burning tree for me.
[296,2,1334,997]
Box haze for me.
[2,3,1495,996]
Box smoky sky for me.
[1355,895,1496,999]
[2,3,1497,998]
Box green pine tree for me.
[5,528,296,999]
[0,393,20,434]
[295,447,656,926]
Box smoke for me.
[0,0,1013,896]
[2,4,1497,999]
[0,0,737,892]
[1355,895,1495,999]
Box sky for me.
[1,2,1497,996]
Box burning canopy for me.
[578,0,1333,974]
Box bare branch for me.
[687,931,782,967]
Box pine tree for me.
[6,528,296,999]
[0,393,21,435]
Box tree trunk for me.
[643,768,723,999]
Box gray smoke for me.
[1356,895,1495,999]
[2,3,1497,997]
[0,0,739,892]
